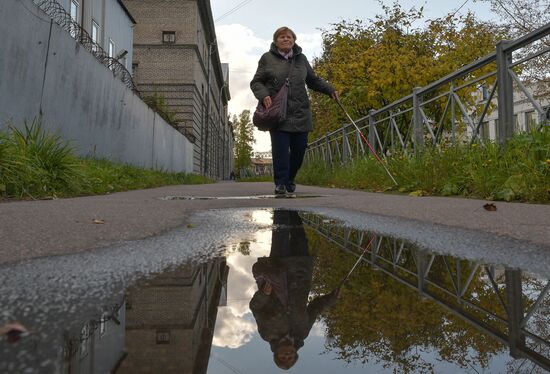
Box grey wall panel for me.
[0,0,193,173]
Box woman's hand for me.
[263,96,272,109]
[331,91,340,102]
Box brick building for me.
[122,0,233,178]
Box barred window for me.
[162,31,176,44]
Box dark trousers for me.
[270,131,308,187]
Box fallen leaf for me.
[409,190,424,197]
[186,223,195,228]
[92,219,105,224]
[483,203,497,211]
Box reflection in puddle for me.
[1,209,549,373]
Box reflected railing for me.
[301,212,550,372]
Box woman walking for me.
[251,26,338,195]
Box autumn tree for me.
[309,2,507,139]
[233,110,255,176]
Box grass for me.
[0,120,211,200]
[298,127,550,203]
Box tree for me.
[475,0,550,93]
[309,2,507,140]
[475,0,549,36]
[233,110,255,177]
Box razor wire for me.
[33,0,139,95]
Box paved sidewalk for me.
[1,181,549,264]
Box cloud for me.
[212,307,256,348]
[216,24,322,151]
[212,251,260,348]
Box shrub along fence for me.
[306,23,550,166]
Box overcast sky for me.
[210,0,496,151]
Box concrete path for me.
[1,181,549,264]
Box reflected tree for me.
[305,226,505,373]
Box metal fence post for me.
[413,87,424,154]
[325,132,332,167]
[496,40,514,145]
[415,250,430,295]
[369,110,376,154]
[342,126,349,163]
[450,81,456,144]
[505,269,525,359]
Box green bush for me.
[0,120,212,200]
[298,128,550,203]
[143,93,179,128]
[0,119,83,198]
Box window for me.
[108,39,115,59]
[481,121,489,139]
[80,325,88,358]
[131,62,138,76]
[156,330,171,344]
[513,114,519,133]
[525,110,536,131]
[99,317,106,336]
[69,0,79,38]
[162,31,176,44]
[70,0,79,23]
[91,21,99,52]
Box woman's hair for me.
[273,27,297,43]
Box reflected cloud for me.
[212,308,256,349]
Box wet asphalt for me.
[0,181,549,265]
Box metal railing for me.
[33,0,139,94]
[307,23,550,165]
[301,212,550,372]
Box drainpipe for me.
[218,82,227,178]
[203,42,215,176]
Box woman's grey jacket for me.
[250,42,335,133]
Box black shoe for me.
[274,185,286,195]
[286,183,296,193]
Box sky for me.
[210,0,497,151]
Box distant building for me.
[123,0,233,179]
[471,84,549,141]
[250,157,273,176]
[56,0,136,69]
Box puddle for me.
[1,209,549,373]
[161,195,325,200]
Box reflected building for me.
[117,258,229,374]
[59,258,228,374]
[60,303,126,374]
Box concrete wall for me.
[0,0,193,173]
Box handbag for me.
[252,59,294,131]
